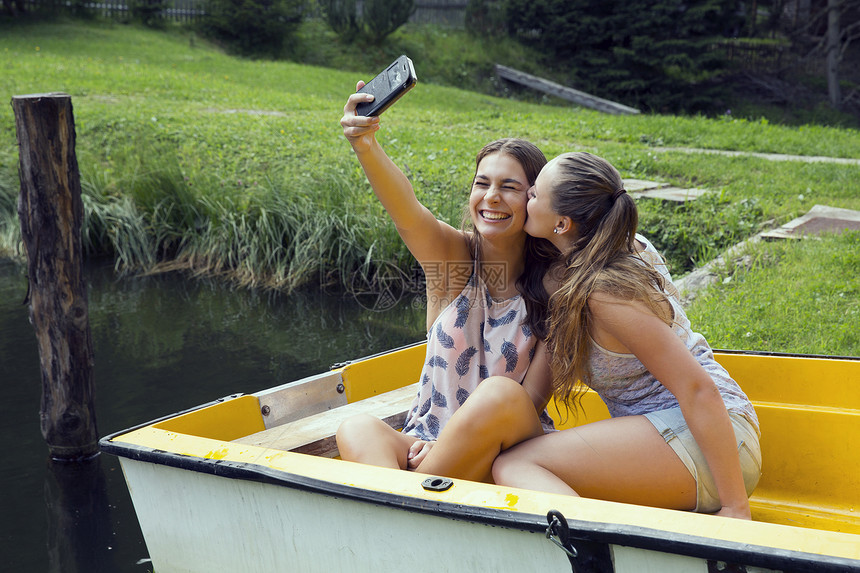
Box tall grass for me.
[0,148,21,258]
[638,193,765,273]
[167,170,401,291]
[69,142,414,290]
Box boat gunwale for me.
[712,348,860,361]
[100,436,860,573]
[98,346,860,443]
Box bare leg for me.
[493,415,698,510]
[416,376,545,483]
[336,413,421,469]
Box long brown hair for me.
[544,152,672,414]
[459,138,552,302]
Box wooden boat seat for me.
[232,383,418,458]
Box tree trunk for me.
[796,0,811,26]
[826,0,843,108]
[12,93,99,461]
[750,0,759,36]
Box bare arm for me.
[588,294,751,519]
[521,340,554,414]
[340,84,468,267]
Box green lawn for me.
[687,232,859,355]
[1,19,858,355]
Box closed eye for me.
[501,178,525,192]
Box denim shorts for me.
[644,407,762,513]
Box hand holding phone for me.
[355,55,417,117]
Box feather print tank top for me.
[402,272,555,441]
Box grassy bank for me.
[1,19,858,355]
[687,232,859,354]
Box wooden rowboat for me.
[100,345,860,572]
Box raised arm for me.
[340,83,468,268]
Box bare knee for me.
[336,413,387,462]
[436,377,541,453]
[336,413,416,469]
[465,376,535,423]
[337,413,382,440]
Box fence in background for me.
[719,39,824,76]
[19,0,468,26]
[409,0,467,27]
[20,0,204,20]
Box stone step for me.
[623,178,708,202]
[760,205,860,240]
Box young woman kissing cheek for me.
[523,157,567,243]
[469,152,530,244]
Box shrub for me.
[201,0,305,57]
[129,0,168,27]
[465,0,505,35]
[1,0,26,16]
[322,0,414,44]
[322,0,359,41]
[361,0,414,44]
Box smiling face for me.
[468,152,530,243]
[524,157,562,240]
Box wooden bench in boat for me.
[233,383,418,458]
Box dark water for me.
[0,259,425,572]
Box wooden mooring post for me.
[12,93,99,461]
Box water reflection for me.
[1,260,425,571]
[45,456,116,573]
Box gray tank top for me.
[585,235,760,433]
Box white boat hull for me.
[119,456,813,573]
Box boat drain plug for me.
[421,477,454,492]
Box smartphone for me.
[355,55,418,117]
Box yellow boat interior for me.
[109,345,859,540]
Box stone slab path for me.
[627,147,860,203]
[624,179,709,202]
[652,147,860,166]
[760,205,860,239]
